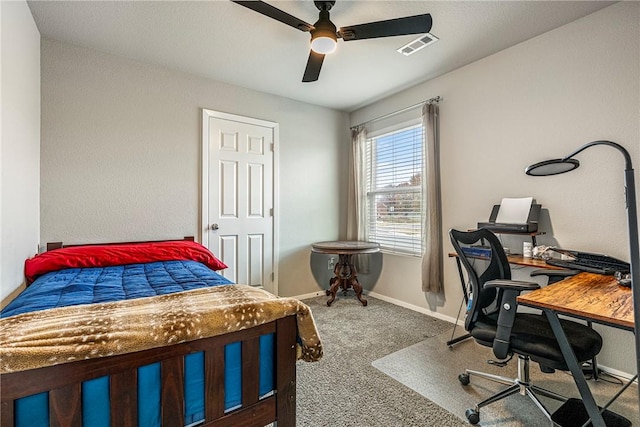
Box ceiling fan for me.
[231,1,433,82]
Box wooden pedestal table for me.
[311,241,380,307]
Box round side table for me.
[311,240,380,306]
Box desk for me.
[518,273,634,427]
[311,241,380,307]
[447,252,564,269]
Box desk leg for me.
[543,309,606,427]
[447,257,472,347]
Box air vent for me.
[397,33,439,56]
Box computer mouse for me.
[617,278,632,288]
[614,271,632,287]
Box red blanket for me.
[25,240,227,284]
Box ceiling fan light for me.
[311,34,337,54]
[310,9,337,54]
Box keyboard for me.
[546,251,630,275]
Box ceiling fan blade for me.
[339,13,432,41]
[231,1,313,32]
[302,50,325,83]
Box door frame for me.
[201,109,280,295]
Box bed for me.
[0,237,322,427]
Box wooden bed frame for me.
[1,238,299,427]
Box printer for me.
[477,200,541,233]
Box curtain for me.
[421,103,443,293]
[347,125,369,272]
[347,125,367,240]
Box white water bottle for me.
[523,242,533,258]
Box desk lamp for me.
[525,140,640,411]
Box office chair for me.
[449,228,603,425]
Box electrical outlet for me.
[328,257,336,270]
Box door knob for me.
[211,224,219,230]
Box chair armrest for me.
[484,280,539,359]
[484,279,540,291]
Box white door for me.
[202,110,278,294]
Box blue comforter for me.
[2,260,233,318]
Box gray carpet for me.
[296,295,467,427]
[295,294,639,427]
[373,327,639,426]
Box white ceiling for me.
[27,1,614,112]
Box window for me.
[364,122,424,256]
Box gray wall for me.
[1,1,40,304]
[350,2,640,374]
[40,39,350,298]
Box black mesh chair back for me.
[449,228,509,335]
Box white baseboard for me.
[366,291,461,326]
[592,365,638,383]
[292,289,463,326]
[292,290,325,300]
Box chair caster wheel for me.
[465,408,480,425]
[458,373,470,386]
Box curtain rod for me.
[351,96,441,130]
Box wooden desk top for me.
[448,252,563,270]
[311,241,380,255]
[506,255,564,269]
[518,272,634,330]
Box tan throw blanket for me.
[0,284,322,374]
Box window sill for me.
[379,249,422,258]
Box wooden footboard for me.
[1,315,297,427]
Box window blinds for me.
[365,123,424,255]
